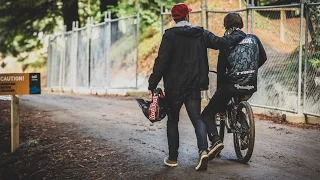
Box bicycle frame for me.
[224,97,242,134]
[209,70,255,163]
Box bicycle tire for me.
[233,101,255,163]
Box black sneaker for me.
[208,140,224,160]
[195,150,208,171]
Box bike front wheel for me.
[233,101,255,163]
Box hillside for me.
[139,0,302,78]
[0,0,303,91]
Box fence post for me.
[103,12,108,88]
[161,6,164,35]
[298,2,305,114]
[303,2,309,115]
[105,11,112,88]
[280,10,286,42]
[11,95,19,152]
[246,0,249,33]
[136,5,140,89]
[87,17,92,89]
[251,0,255,33]
[60,25,67,90]
[205,0,208,29]
[71,21,78,91]
[46,36,52,88]
[201,0,207,29]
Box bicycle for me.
[206,70,255,163]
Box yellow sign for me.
[0,73,41,95]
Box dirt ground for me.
[1,94,320,180]
[0,99,142,180]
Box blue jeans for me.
[165,89,208,161]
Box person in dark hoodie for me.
[148,4,246,170]
[201,12,267,160]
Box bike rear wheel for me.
[233,101,255,163]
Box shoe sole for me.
[208,143,224,160]
[164,159,178,167]
[195,155,208,171]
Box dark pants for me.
[165,90,208,161]
[201,84,238,143]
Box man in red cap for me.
[148,3,246,170]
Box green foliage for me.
[78,0,102,25]
[1,62,6,68]
[0,0,61,58]
[112,0,183,37]
[0,0,105,59]
[308,51,320,70]
[309,0,320,51]
[309,57,320,69]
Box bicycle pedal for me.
[227,129,232,133]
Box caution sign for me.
[0,73,41,95]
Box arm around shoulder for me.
[255,35,267,68]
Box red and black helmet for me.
[136,88,167,123]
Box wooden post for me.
[201,0,207,29]
[280,10,286,42]
[11,95,19,152]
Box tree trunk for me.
[100,0,119,43]
[62,0,80,31]
[100,0,118,22]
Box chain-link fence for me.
[160,2,320,117]
[76,27,90,88]
[304,2,320,117]
[246,4,304,113]
[47,13,139,91]
[47,35,64,88]
[109,16,138,88]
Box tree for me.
[0,0,60,58]
[113,0,181,38]
[62,0,80,31]
[100,0,118,22]
[0,0,116,59]
[307,0,320,70]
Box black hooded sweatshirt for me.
[148,25,246,92]
[217,28,267,94]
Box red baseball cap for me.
[171,3,192,20]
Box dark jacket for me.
[148,25,246,92]
[217,29,267,94]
